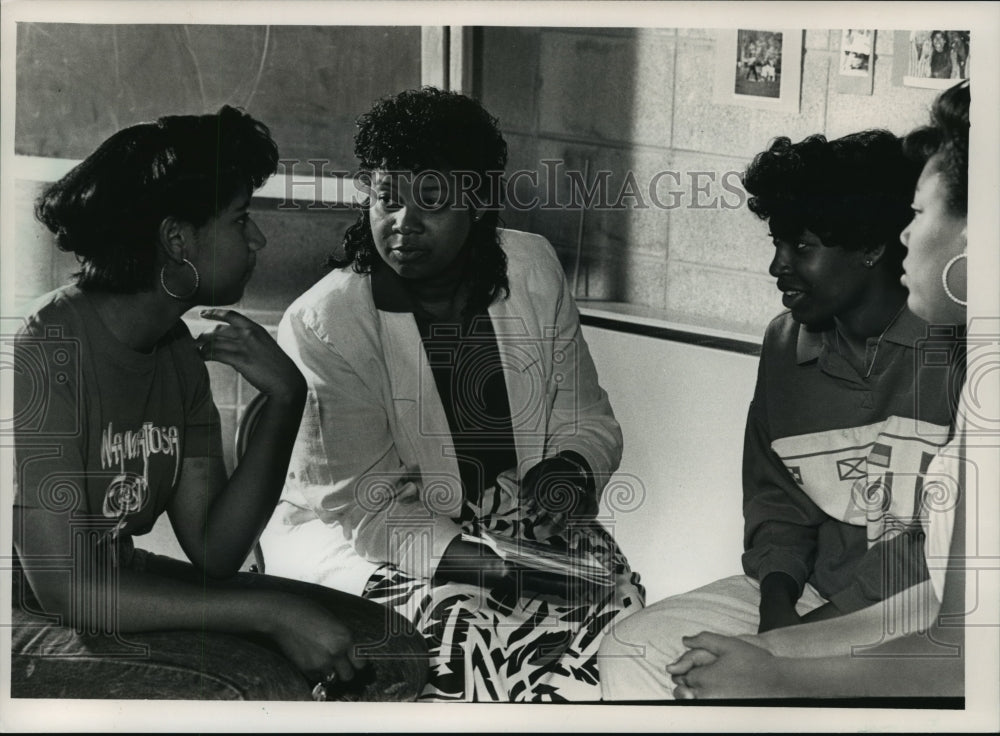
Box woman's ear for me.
[862,241,888,268]
[158,216,190,263]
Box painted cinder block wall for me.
[478,27,942,337]
[14,25,945,343]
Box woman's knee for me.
[597,603,655,659]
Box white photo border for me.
[712,28,803,113]
[895,29,972,90]
[1,1,998,734]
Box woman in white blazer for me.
[261,87,644,701]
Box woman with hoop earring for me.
[11,106,427,701]
[659,81,972,701]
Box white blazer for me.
[260,229,623,594]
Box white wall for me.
[583,324,759,603]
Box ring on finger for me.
[311,682,328,702]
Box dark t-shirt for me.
[13,286,223,548]
[415,312,518,516]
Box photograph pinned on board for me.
[836,29,876,95]
[897,30,970,89]
[712,28,802,113]
[839,29,874,76]
[735,29,783,98]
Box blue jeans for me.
[11,548,428,700]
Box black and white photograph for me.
[903,29,972,89]
[735,29,783,97]
[1,1,998,734]
[839,28,874,76]
[712,27,802,113]
[836,28,876,96]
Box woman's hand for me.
[667,632,791,699]
[434,537,509,588]
[195,308,306,404]
[519,453,598,534]
[175,309,307,577]
[261,594,366,685]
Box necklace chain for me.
[836,303,907,379]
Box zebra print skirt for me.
[361,486,645,702]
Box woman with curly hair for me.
[600,128,958,700]
[664,81,971,700]
[11,106,427,701]
[261,87,644,701]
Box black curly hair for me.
[742,129,921,274]
[35,105,279,293]
[331,87,510,316]
[902,80,969,217]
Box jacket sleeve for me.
[741,341,828,594]
[538,242,623,494]
[279,306,462,581]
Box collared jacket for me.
[261,229,623,594]
[742,309,958,613]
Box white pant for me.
[598,574,827,700]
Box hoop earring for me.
[160,259,200,301]
[941,253,967,306]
